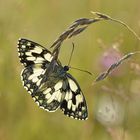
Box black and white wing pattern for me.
[60,73,88,120]
[18,38,58,107]
[17,38,53,67]
[17,38,88,120]
[18,38,53,94]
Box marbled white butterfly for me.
[17,38,88,120]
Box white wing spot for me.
[47,92,56,103]
[32,77,39,83]
[20,52,24,56]
[76,94,83,102]
[36,57,44,63]
[28,70,42,80]
[24,86,28,90]
[31,47,42,54]
[35,96,39,100]
[65,91,73,101]
[68,78,78,92]
[26,84,30,88]
[25,52,32,56]
[27,42,31,46]
[43,88,51,94]
[33,68,43,73]
[68,91,73,100]
[40,106,45,109]
[55,90,62,102]
[32,97,36,101]
[72,104,76,111]
[45,108,49,111]
[54,81,63,91]
[27,57,36,61]
[22,45,26,49]
[79,112,82,116]
[65,91,69,101]
[30,89,33,92]
[36,79,41,86]
[70,116,74,119]
[68,100,72,109]
[76,94,83,107]
[44,53,53,62]
[35,101,40,106]
[82,107,86,111]
[45,93,51,100]
[28,91,31,94]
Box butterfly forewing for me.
[18,38,53,67]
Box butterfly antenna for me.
[69,66,93,76]
[68,42,75,67]
[68,42,93,76]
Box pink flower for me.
[100,47,123,76]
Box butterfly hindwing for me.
[35,80,64,112]
[60,74,88,120]
[21,64,46,94]
[21,67,62,113]
[29,74,88,120]
[17,38,53,67]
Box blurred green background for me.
[0,0,140,140]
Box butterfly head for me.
[63,66,69,71]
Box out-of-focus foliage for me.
[0,0,140,140]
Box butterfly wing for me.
[21,64,65,112]
[17,38,54,67]
[21,64,45,94]
[18,38,54,92]
[60,73,88,120]
[24,71,88,120]
[18,38,62,111]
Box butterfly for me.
[17,38,88,120]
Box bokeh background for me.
[0,0,140,140]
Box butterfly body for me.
[17,38,88,120]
